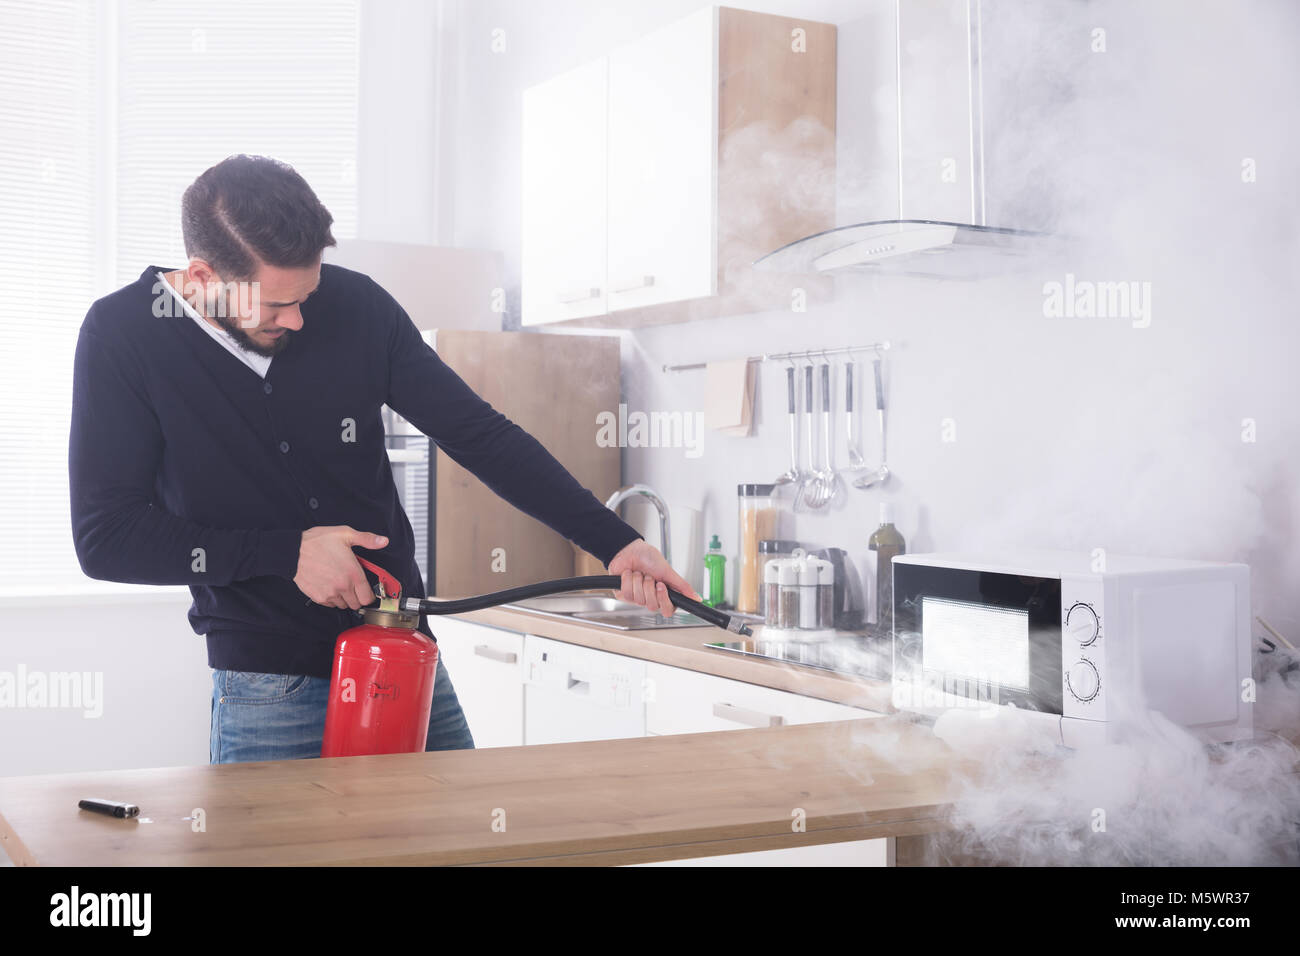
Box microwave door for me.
[894,564,1064,715]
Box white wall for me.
[356,0,445,244]
[0,592,210,778]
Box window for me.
[115,0,360,284]
[0,0,359,595]
[0,0,101,596]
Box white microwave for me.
[890,551,1252,747]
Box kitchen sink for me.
[504,592,710,630]
[506,594,627,615]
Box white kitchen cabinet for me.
[520,6,837,328]
[605,6,717,311]
[644,661,880,736]
[429,617,525,748]
[520,56,608,325]
[523,634,647,744]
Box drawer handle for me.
[565,673,590,693]
[473,644,517,664]
[713,702,784,728]
[556,286,601,304]
[609,274,655,294]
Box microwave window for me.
[921,596,1030,689]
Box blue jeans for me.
[210,654,475,764]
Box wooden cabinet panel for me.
[428,330,621,596]
[715,7,837,290]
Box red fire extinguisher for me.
[321,559,438,758]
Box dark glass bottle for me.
[868,503,905,635]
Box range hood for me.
[756,0,1055,279]
[757,219,1049,280]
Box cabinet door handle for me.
[556,286,601,304]
[473,644,518,664]
[712,702,784,728]
[609,274,655,294]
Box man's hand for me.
[293,526,389,610]
[607,539,701,618]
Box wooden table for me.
[0,716,976,866]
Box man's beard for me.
[213,311,293,357]
[202,287,293,357]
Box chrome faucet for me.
[604,484,671,565]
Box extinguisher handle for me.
[356,557,401,600]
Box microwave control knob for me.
[1066,660,1100,702]
[1065,602,1099,645]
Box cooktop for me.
[705,626,893,682]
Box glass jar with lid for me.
[736,484,781,615]
[756,538,799,620]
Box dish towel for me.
[704,358,756,436]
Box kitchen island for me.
[0,715,976,866]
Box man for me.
[69,154,695,764]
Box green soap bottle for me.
[703,535,726,608]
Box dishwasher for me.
[523,634,648,744]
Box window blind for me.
[115,0,361,283]
[0,0,101,595]
[0,0,360,595]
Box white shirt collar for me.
[156,270,273,378]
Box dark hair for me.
[180,154,336,279]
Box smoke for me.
[1254,641,1300,752]
[956,0,1300,601]
[861,0,1300,868]
[916,644,1300,866]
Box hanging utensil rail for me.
[661,341,890,373]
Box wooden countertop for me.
[453,605,896,714]
[0,715,972,866]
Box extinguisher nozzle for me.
[725,616,753,636]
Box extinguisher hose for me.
[400,575,752,636]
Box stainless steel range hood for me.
[756,0,1055,279]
